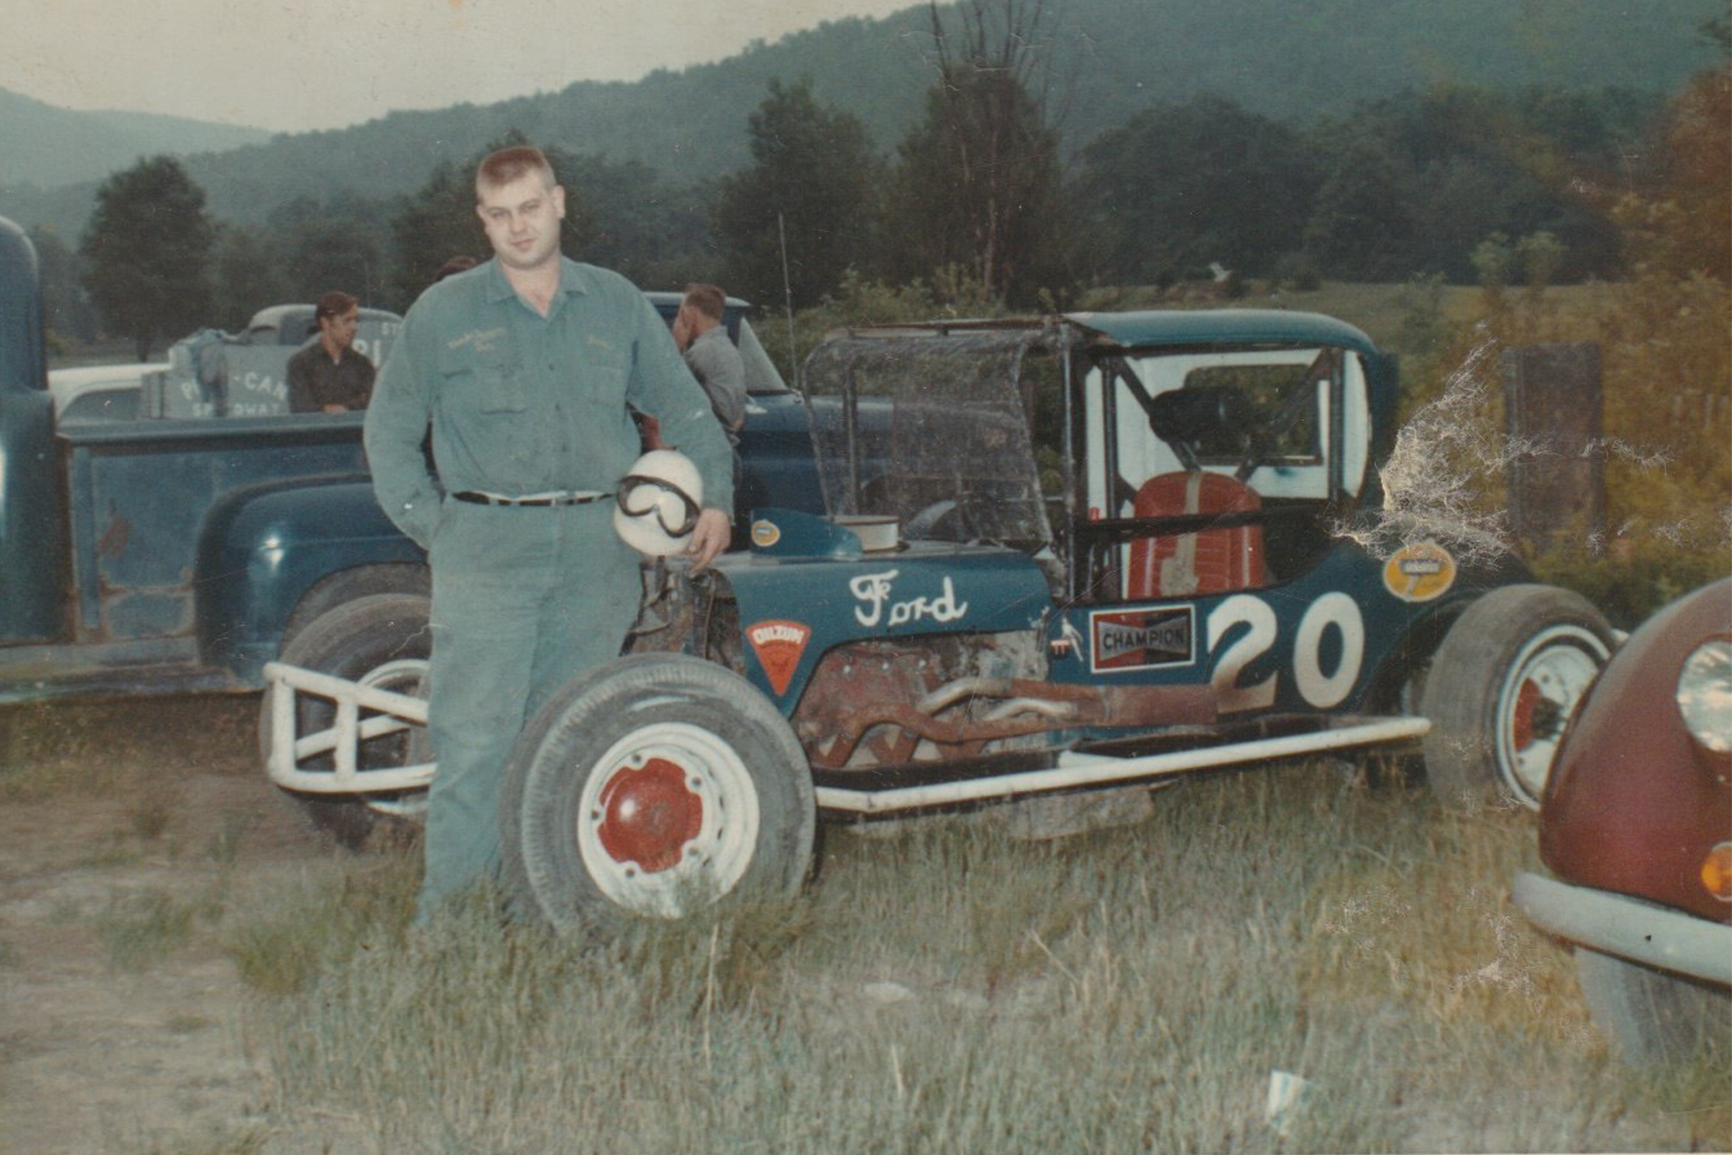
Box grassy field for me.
[2,692,1727,1154]
[1076,279,1620,355]
[231,768,1727,1155]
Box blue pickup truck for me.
[0,216,820,704]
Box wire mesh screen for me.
[801,329,1052,547]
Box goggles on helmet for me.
[617,473,701,539]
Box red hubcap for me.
[597,757,703,873]
[1511,679,1540,751]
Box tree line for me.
[48,3,1725,363]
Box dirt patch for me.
[0,695,352,1153]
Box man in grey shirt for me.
[672,282,746,445]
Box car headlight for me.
[1677,638,1732,754]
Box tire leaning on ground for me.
[1420,583,1613,810]
[499,653,816,935]
[1575,948,1732,1064]
[259,592,433,849]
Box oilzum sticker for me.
[1382,541,1457,602]
[746,620,811,695]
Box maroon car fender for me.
[1539,577,1732,924]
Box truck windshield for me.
[736,319,790,396]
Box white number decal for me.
[1207,595,1277,713]
[1206,592,1366,713]
[1293,592,1364,708]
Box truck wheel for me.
[260,592,432,849]
[1420,584,1612,809]
[499,654,815,934]
[280,563,430,650]
[1575,948,1730,1064]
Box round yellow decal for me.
[750,519,782,549]
[1383,541,1457,602]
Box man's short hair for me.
[435,254,479,282]
[682,283,726,323]
[476,145,557,196]
[315,290,359,321]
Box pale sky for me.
[3,0,922,133]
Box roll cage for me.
[805,311,1394,606]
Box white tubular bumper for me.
[262,660,435,795]
[813,716,1431,814]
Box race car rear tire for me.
[1575,948,1731,1064]
[260,592,432,850]
[1420,584,1612,810]
[499,653,815,935]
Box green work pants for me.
[418,498,641,920]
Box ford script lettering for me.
[850,568,970,629]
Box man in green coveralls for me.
[364,145,734,920]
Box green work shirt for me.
[364,257,733,549]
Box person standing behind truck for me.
[363,144,735,923]
[672,282,747,445]
[287,290,376,414]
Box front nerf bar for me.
[262,660,435,794]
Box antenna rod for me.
[778,212,796,374]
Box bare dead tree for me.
[913,0,1067,302]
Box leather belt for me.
[453,490,608,507]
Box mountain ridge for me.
[1,0,1720,241]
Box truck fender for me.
[194,476,425,683]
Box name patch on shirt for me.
[447,327,508,354]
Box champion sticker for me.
[1382,541,1457,602]
[1090,606,1195,673]
[747,619,811,695]
[750,519,782,548]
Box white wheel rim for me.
[575,721,761,918]
[357,657,430,819]
[1496,625,1609,807]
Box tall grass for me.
[237,768,1729,1154]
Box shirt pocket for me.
[441,348,527,414]
[569,326,630,405]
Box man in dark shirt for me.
[287,290,376,413]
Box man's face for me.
[320,307,359,350]
[675,302,716,349]
[476,172,566,272]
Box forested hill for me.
[0,89,269,188]
[3,0,1721,237]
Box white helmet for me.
[614,449,704,556]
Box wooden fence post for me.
[1502,342,1605,555]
